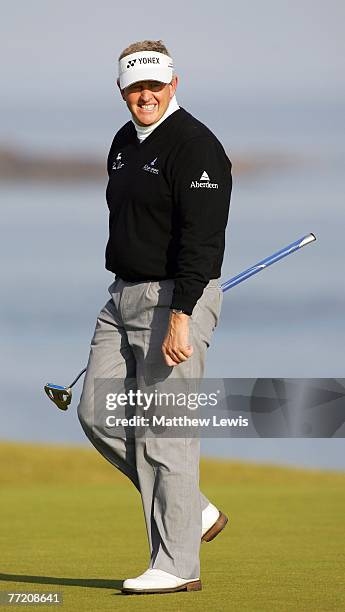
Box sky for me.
[1,0,345,108]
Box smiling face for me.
[118,76,178,126]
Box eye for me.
[150,82,165,92]
[128,84,140,93]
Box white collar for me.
[132,95,180,143]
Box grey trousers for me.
[77,276,223,579]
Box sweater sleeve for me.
[170,136,232,314]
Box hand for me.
[161,312,193,366]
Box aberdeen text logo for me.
[143,157,159,174]
[190,170,218,189]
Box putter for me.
[44,232,316,411]
[44,368,86,410]
[221,233,316,292]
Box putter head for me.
[44,383,72,411]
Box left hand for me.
[162,312,193,366]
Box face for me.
[118,76,178,126]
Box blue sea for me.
[1,99,344,470]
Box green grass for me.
[0,442,344,611]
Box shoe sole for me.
[201,511,228,543]
[122,579,202,594]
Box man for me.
[77,39,232,595]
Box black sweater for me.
[105,107,232,315]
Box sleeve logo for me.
[190,170,218,189]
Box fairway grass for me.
[0,442,344,611]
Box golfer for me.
[77,39,232,595]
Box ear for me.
[117,78,126,101]
[169,75,178,100]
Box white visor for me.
[119,50,174,89]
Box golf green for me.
[1,442,344,611]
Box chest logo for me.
[143,157,159,175]
[112,153,125,170]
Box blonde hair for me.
[119,40,171,60]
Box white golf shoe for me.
[122,568,202,594]
[201,502,228,542]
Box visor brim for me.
[119,67,173,90]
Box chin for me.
[134,109,162,126]
[139,117,158,126]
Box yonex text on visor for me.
[119,51,174,89]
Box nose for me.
[139,88,152,102]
